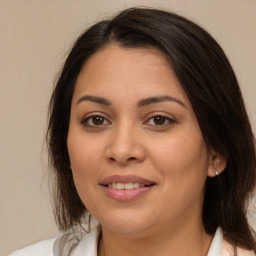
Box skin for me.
[67,44,226,256]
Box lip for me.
[99,175,156,202]
[100,175,155,186]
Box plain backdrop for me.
[0,0,255,255]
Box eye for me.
[81,115,111,126]
[145,114,175,127]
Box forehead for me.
[73,43,189,106]
[80,43,172,77]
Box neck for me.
[98,221,213,256]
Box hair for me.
[47,7,256,251]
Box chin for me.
[98,211,156,237]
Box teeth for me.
[116,183,125,189]
[133,183,140,189]
[124,182,133,189]
[108,182,146,190]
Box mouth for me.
[100,175,156,201]
[107,182,149,190]
[100,174,155,188]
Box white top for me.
[9,226,254,256]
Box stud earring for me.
[213,168,219,176]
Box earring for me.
[213,168,219,176]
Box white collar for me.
[207,227,223,256]
[72,226,223,256]
[72,225,101,256]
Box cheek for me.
[67,131,105,198]
[67,132,104,209]
[68,131,103,171]
[149,126,209,187]
[148,130,209,218]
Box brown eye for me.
[82,115,111,126]
[153,116,166,125]
[92,116,104,125]
[146,115,175,127]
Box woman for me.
[10,7,256,256]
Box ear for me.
[207,150,227,177]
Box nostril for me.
[109,156,136,161]
[109,157,115,162]
[108,156,137,164]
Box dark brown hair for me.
[47,7,256,251]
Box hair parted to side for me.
[47,7,256,251]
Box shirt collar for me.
[207,227,223,256]
[72,225,101,256]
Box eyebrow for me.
[76,95,186,108]
[76,95,111,106]
[138,96,186,108]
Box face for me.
[67,44,215,238]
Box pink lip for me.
[100,175,155,186]
[100,175,156,202]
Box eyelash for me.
[81,113,111,127]
[81,113,175,128]
[145,113,176,127]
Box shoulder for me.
[8,237,56,256]
[222,239,255,256]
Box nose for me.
[105,123,146,166]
